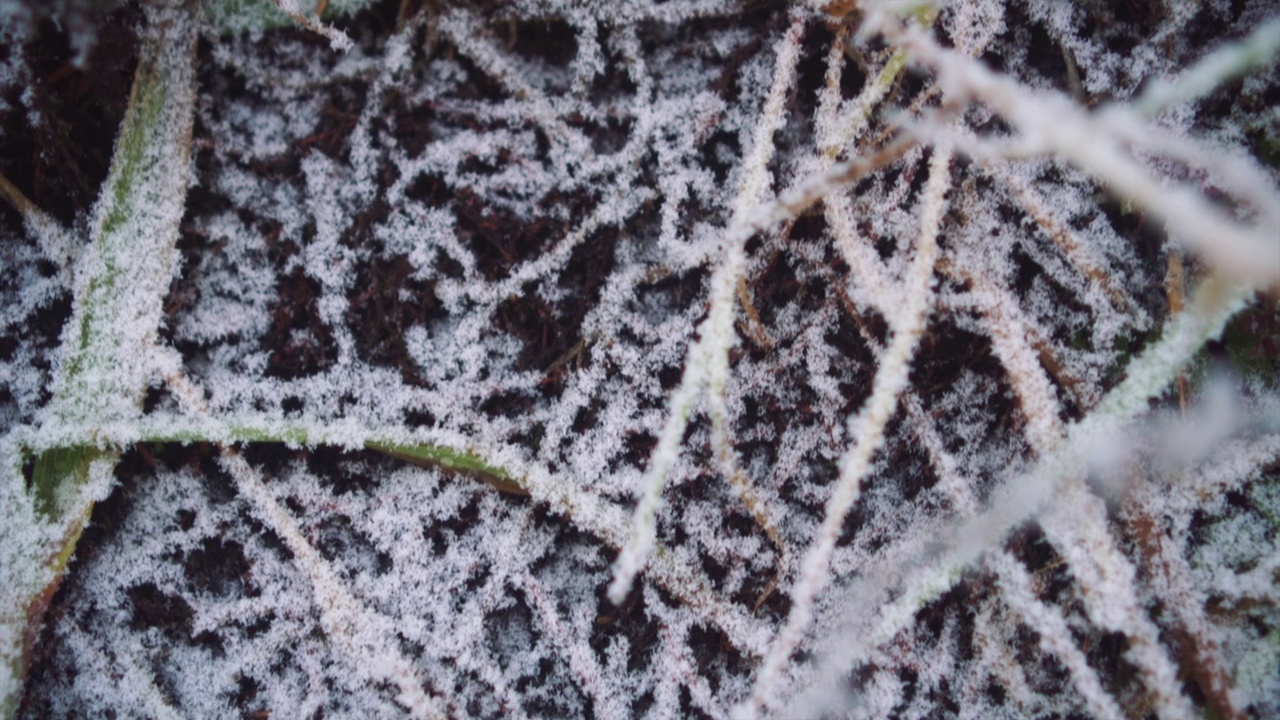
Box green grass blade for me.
[1,4,200,716]
[366,441,527,495]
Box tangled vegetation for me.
[2,0,1278,717]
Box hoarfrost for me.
[2,0,1279,718]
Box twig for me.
[1,5,199,712]
[0,168,76,272]
[270,0,353,51]
[1135,15,1280,116]
[165,371,447,719]
[988,551,1124,720]
[781,272,1255,715]
[1166,250,1189,414]
[609,12,806,605]
[1126,504,1244,720]
[743,143,953,718]
[869,7,1280,285]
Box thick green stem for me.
[1,4,199,715]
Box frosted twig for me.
[955,204,1199,719]
[608,13,805,605]
[520,572,629,720]
[1135,15,1280,116]
[964,139,1136,315]
[604,344,707,605]
[825,46,908,159]
[747,131,923,234]
[1041,480,1198,720]
[816,25,896,316]
[650,608,727,720]
[270,0,353,51]
[988,551,1124,720]
[218,449,445,719]
[868,7,1280,284]
[164,372,446,719]
[439,7,589,158]
[75,634,185,720]
[956,264,1064,452]
[1126,503,1244,720]
[0,173,75,272]
[705,12,805,584]
[831,282,977,515]
[1088,277,1255,422]
[519,464,774,658]
[1101,107,1280,233]
[1170,435,1280,516]
[969,600,1040,714]
[784,272,1255,712]
[742,144,952,719]
[0,175,76,334]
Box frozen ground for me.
[1,1,1279,717]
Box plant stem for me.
[1,3,198,715]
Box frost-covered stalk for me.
[817,26,898,317]
[268,0,353,50]
[609,13,805,605]
[217,449,446,719]
[0,2,198,715]
[1134,15,1280,116]
[742,144,953,719]
[1041,481,1198,719]
[978,281,1197,718]
[988,551,1125,720]
[866,6,1280,285]
[163,362,448,718]
[964,132,1137,318]
[793,274,1257,711]
[953,234,1198,715]
[0,175,76,273]
[1128,502,1248,720]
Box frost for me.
[3,0,1280,718]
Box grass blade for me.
[1,3,199,715]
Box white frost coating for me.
[869,8,1280,285]
[0,439,50,709]
[816,26,897,317]
[1136,15,1280,115]
[1,5,200,712]
[439,7,590,162]
[270,0,354,52]
[5,2,1280,717]
[952,200,1198,719]
[608,13,806,605]
[785,272,1257,714]
[218,450,445,720]
[742,144,953,719]
[989,551,1125,720]
[1040,480,1199,720]
[44,0,198,430]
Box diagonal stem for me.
[0,3,199,715]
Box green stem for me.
[1,4,199,715]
